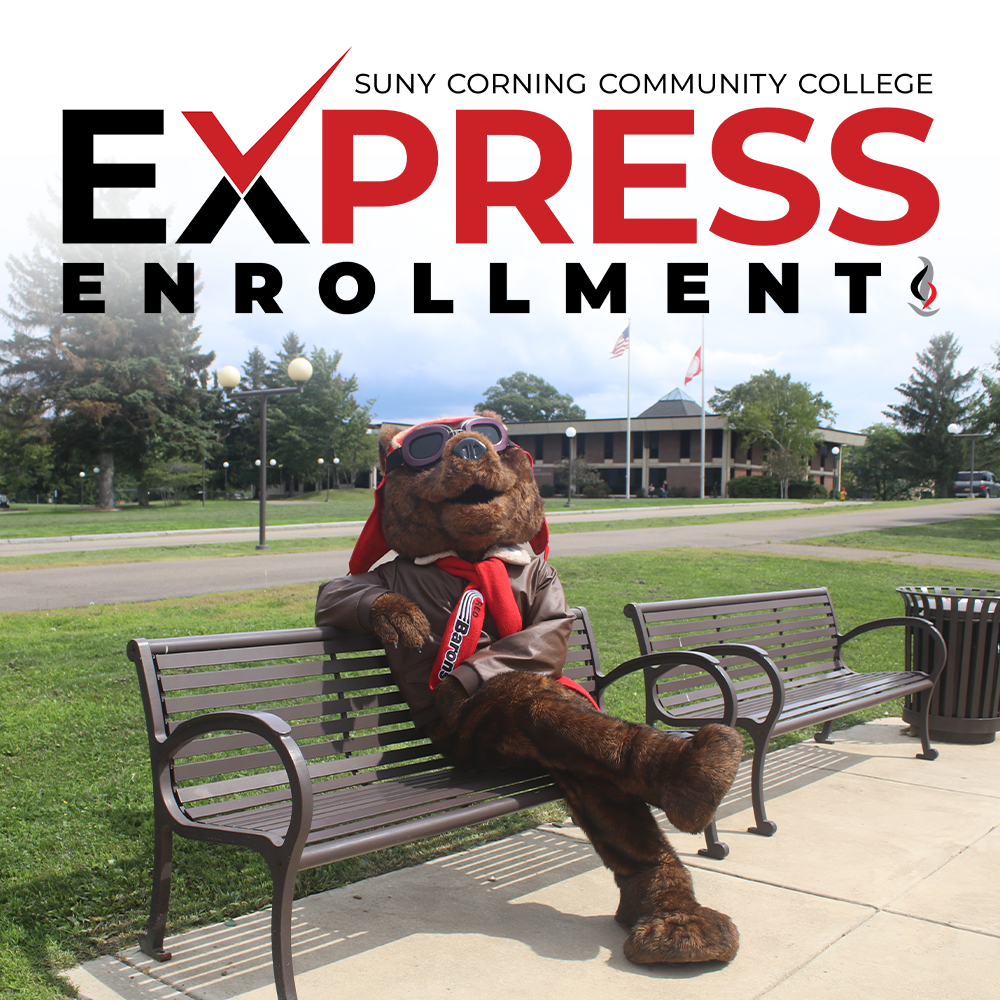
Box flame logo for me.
[908,256,939,317]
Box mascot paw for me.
[432,676,470,732]
[662,725,743,834]
[623,905,739,965]
[370,593,432,649]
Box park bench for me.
[624,587,947,851]
[129,607,738,1000]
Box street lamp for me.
[831,446,843,499]
[318,457,327,501]
[565,426,577,507]
[333,456,341,490]
[218,358,313,549]
[948,423,990,498]
[222,461,229,501]
[78,470,86,507]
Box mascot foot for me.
[661,725,743,834]
[623,906,739,965]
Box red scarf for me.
[430,555,600,710]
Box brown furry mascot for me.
[315,413,742,964]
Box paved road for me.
[2,499,997,612]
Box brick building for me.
[505,388,867,498]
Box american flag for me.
[610,323,630,358]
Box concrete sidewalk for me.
[68,718,999,1000]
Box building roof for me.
[636,388,705,418]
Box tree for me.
[0,385,52,498]
[475,372,586,423]
[844,423,914,501]
[883,332,979,497]
[710,370,835,499]
[1,194,217,507]
[217,336,378,492]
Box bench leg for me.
[268,858,299,1000]
[748,734,777,837]
[138,819,173,961]
[814,721,834,744]
[698,818,729,860]
[913,701,940,761]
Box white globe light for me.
[269,458,277,466]
[947,423,962,435]
[565,427,577,438]
[287,357,313,382]
[218,365,241,389]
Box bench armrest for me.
[151,710,314,854]
[836,617,947,687]
[689,643,787,730]
[596,650,738,728]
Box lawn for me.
[0,494,895,541]
[801,512,1000,560]
[3,547,998,998]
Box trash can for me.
[897,586,1000,744]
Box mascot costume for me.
[315,413,742,965]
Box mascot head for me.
[350,412,548,571]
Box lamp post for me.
[565,426,577,507]
[317,457,327,500]
[948,423,990,498]
[218,358,313,549]
[831,446,843,499]
[78,470,86,508]
[333,456,340,490]
[222,461,229,501]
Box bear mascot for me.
[315,413,742,965]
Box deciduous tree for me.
[710,370,835,499]
[475,372,585,423]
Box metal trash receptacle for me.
[897,586,1000,744]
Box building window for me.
[649,432,659,459]
[712,429,723,460]
[536,436,545,462]
[747,444,753,464]
[577,434,585,457]
[562,435,570,459]
[605,433,614,460]
[680,430,691,459]
[632,433,642,459]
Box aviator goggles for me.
[385,417,512,472]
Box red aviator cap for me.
[349,417,550,574]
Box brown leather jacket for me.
[315,550,573,726]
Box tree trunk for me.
[137,484,149,507]
[97,451,115,508]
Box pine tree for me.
[883,332,979,496]
[1,195,217,507]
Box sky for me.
[2,0,995,433]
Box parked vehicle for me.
[952,471,1000,498]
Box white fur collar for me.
[414,544,531,567]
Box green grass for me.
[4,547,999,998]
[0,536,358,573]
[800,513,1000,560]
[0,493,375,540]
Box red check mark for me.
[183,48,350,193]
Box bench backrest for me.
[624,589,842,716]
[129,608,600,822]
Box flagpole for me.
[626,319,631,498]
[700,316,706,499]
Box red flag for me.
[684,346,702,385]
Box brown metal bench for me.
[129,607,737,1000]
[625,588,947,852]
